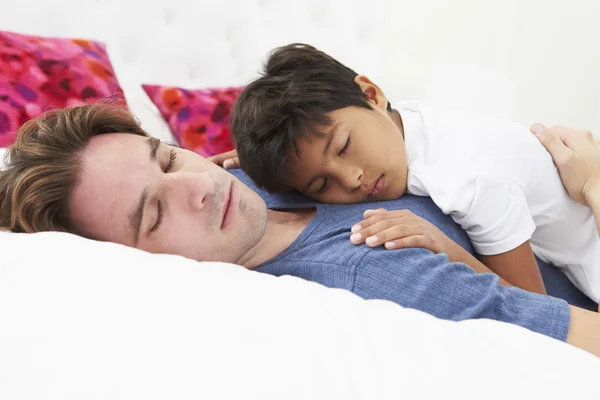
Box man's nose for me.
[165,172,215,211]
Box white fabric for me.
[401,101,600,301]
[1,230,599,399]
[0,148,7,169]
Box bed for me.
[1,0,599,398]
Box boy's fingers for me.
[349,232,366,244]
[384,235,427,250]
[223,157,240,169]
[352,210,388,233]
[363,208,387,218]
[351,220,398,245]
[209,149,238,166]
[352,211,418,234]
[363,224,417,247]
[363,210,376,218]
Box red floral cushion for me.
[0,30,126,147]
[142,84,243,157]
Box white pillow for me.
[0,147,7,170]
[0,231,598,399]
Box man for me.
[0,104,598,357]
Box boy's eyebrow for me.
[322,122,341,155]
[303,122,342,192]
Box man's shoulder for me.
[228,168,316,208]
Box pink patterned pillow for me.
[143,84,243,157]
[0,30,126,147]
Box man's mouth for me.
[221,182,234,230]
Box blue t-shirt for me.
[230,170,571,341]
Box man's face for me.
[69,133,267,263]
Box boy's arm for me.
[443,238,511,286]
[479,241,547,295]
[351,208,510,285]
[445,177,544,294]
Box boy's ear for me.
[354,75,388,111]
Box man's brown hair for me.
[0,103,147,233]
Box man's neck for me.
[236,208,316,269]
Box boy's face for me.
[289,98,409,204]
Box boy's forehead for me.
[294,130,327,157]
[281,114,346,187]
[322,120,342,137]
[290,136,332,183]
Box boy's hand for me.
[350,208,451,253]
[208,149,240,169]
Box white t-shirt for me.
[399,101,600,302]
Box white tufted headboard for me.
[1,0,599,145]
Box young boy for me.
[227,43,600,303]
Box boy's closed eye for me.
[317,178,328,194]
[339,136,351,156]
[307,135,352,195]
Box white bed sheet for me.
[1,231,599,399]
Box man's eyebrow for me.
[148,136,160,161]
[128,137,161,245]
[130,189,148,246]
[303,123,341,192]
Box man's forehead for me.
[87,132,146,153]
[72,133,149,244]
[69,173,133,245]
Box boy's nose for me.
[339,169,362,192]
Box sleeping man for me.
[0,104,598,357]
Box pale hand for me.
[350,208,452,253]
[207,149,240,169]
[531,123,600,206]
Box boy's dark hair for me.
[231,43,385,193]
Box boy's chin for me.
[370,193,405,203]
